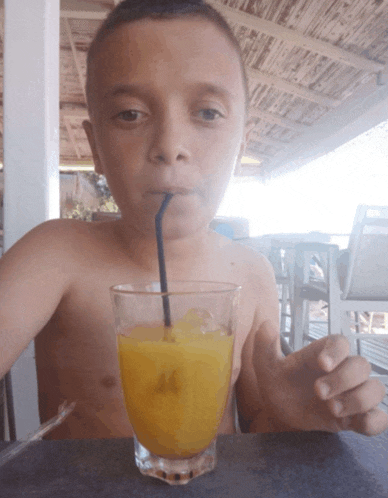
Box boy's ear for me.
[82,120,104,175]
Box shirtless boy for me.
[0,0,387,439]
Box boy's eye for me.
[196,108,223,121]
[116,110,146,122]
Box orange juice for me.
[117,323,233,458]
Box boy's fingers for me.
[315,334,350,372]
[348,408,388,436]
[253,323,350,377]
[287,334,350,373]
[315,355,371,400]
[325,378,386,417]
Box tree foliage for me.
[61,173,119,221]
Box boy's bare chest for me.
[35,243,260,438]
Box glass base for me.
[134,436,217,485]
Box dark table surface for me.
[0,430,387,497]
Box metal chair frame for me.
[0,371,16,441]
[291,206,388,401]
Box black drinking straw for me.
[155,193,174,338]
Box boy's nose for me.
[148,116,191,165]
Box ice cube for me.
[182,308,225,335]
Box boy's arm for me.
[236,255,388,436]
[235,255,287,432]
[0,220,73,379]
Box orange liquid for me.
[118,325,233,458]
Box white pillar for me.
[3,0,60,438]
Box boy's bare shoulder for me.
[3,218,115,256]
[22,217,112,242]
[212,232,275,280]
[212,232,278,316]
[0,219,117,378]
[234,239,273,269]
[0,218,121,280]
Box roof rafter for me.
[250,131,291,147]
[61,10,107,20]
[64,18,87,102]
[62,108,89,118]
[236,164,264,177]
[60,3,385,73]
[247,68,341,108]
[246,147,277,160]
[249,108,309,132]
[207,0,385,73]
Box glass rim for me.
[110,280,241,296]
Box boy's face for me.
[84,17,249,239]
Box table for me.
[0,431,387,497]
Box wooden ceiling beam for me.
[64,18,87,102]
[240,163,264,170]
[266,76,388,180]
[60,158,94,166]
[60,3,386,74]
[245,144,280,170]
[250,132,290,147]
[62,108,89,118]
[250,154,276,163]
[207,0,385,73]
[249,108,308,132]
[246,148,276,160]
[247,68,341,108]
[236,164,264,177]
[61,10,108,20]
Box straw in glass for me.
[155,193,174,341]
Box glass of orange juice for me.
[110,281,240,485]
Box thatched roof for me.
[2,0,388,180]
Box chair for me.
[238,236,296,344]
[0,377,4,440]
[292,242,340,350]
[270,241,298,341]
[268,234,331,344]
[0,372,16,441]
[291,205,388,409]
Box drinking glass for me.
[110,281,240,485]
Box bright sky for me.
[217,119,388,237]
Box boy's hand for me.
[251,321,388,436]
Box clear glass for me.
[110,281,240,485]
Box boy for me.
[0,0,386,439]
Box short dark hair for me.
[86,0,249,114]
